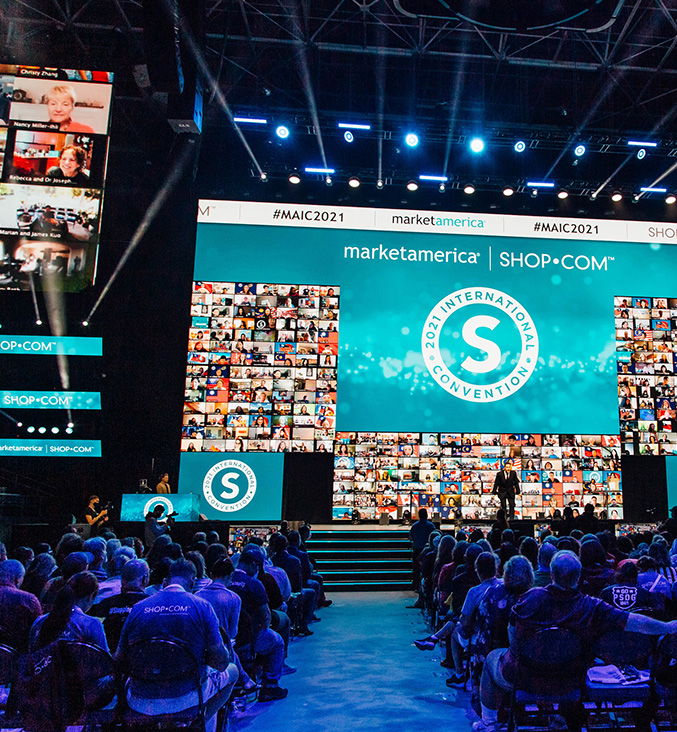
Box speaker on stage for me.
[379,513,390,525]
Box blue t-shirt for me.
[30,606,109,653]
[227,570,269,632]
[117,584,223,698]
[196,581,241,638]
[409,520,436,550]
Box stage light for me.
[16,422,22,428]
[439,183,446,193]
[574,144,586,157]
[325,176,332,186]
[503,186,514,196]
[514,140,526,153]
[233,117,267,125]
[343,131,354,143]
[338,122,371,130]
[637,148,646,160]
[259,172,268,182]
[27,426,35,433]
[463,183,476,194]
[406,180,419,191]
[628,140,657,147]
[305,167,335,174]
[405,133,419,148]
[376,179,384,189]
[35,319,42,325]
[610,191,622,202]
[590,192,598,201]
[666,194,677,205]
[66,427,73,434]
[82,320,89,327]
[38,427,46,434]
[275,125,290,139]
[470,138,485,153]
[557,189,569,199]
[289,173,301,185]
[67,422,74,428]
[527,181,555,188]
[641,186,667,193]
[419,175,448,182]
[348,177,360,188]
[531,189,538,197]
[51,427,59,434]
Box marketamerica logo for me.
[203,459,257,513]
[422,287,538,403]
[143,496,175,516]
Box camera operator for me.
[84,495,109,535]
[144,504,177,549]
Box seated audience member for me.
[450,543,483,618]
[287,531,321,612]
[54,534,84,568]
[116,559,238,732]
[649,539,677,583]
[89,559,150,652]
[83,537,108,581]
[41,551,90,613]
[575,503,600,535]
[291,528,331,607]
[659,505,677,541]
[30,571,108,652]
[186,551,210,592]
[227,550,287,701]
[204,543,228,576]
[97,547,136,601]
[579,539,614,597]
[269,533,315,636]
[600,561,662,616]
[13,547,34,569]
[475,551,677,732]
[437,541,467,605]
[0,559,42,651]
[22,552,57,599]
[145,556,173,596]
[474,555,534,664]
[533,543,556,587]
[518,538,539,571]
[206,531,221,546]
[637,555,672,605]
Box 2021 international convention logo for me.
[143,495,175,516]
[421,287,539,403]
[203,459,257,512]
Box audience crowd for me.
[0,521,330,731]
[409,508,677,732]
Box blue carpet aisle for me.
[230,591,473,732]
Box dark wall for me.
[621,455,668,523]
[283,453,334,524]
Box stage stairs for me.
[306,528,412,591]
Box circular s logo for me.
[422,287,538,403]
[143,496,175,516]
[203,459,257,513]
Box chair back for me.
[654,633,677,686]
[127,636,200,684]
[0,644,16,687]
[58,640,114,711]
[515,627,585,697]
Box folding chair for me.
[508,627,586,732]
[652,633,677,731]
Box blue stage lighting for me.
[419,175,448,182]
[275,125,290,139]
[470,138,485,153]
[574,144,586,157]
[304,167,335,174]
[338,122,371,130]
[344,130,354,143]
[405,133,419,148]
[640,187,667,193]
[233,117,267,125]
[514,140,526,153]
[527,181,555,188]
[637,148,646,160]
[628,140,657,147]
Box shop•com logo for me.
[203,459,257,512]
[422,287,538,403]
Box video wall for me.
[179,200,677,521]
[0,65,113,291]
[616,296,677,455]
[332,431,622,521]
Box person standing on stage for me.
[84,495,108,532]
[156,472,171,494]
[493,460,520,521]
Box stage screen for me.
[0,64,113,291]
[182,200,677,519]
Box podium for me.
[120,493,200,522]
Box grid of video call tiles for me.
[615,295,677,455]
[182,281,339,452]
[333,432,623,521]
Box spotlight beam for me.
[85,140,195,323]
[635,158,677,201]
[28,274,42,325]
[43,270,70,391]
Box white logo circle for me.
[422,286,538,403]
[203,459,257,513]
[143,496,175,515]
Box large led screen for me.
[182,201,677,519]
